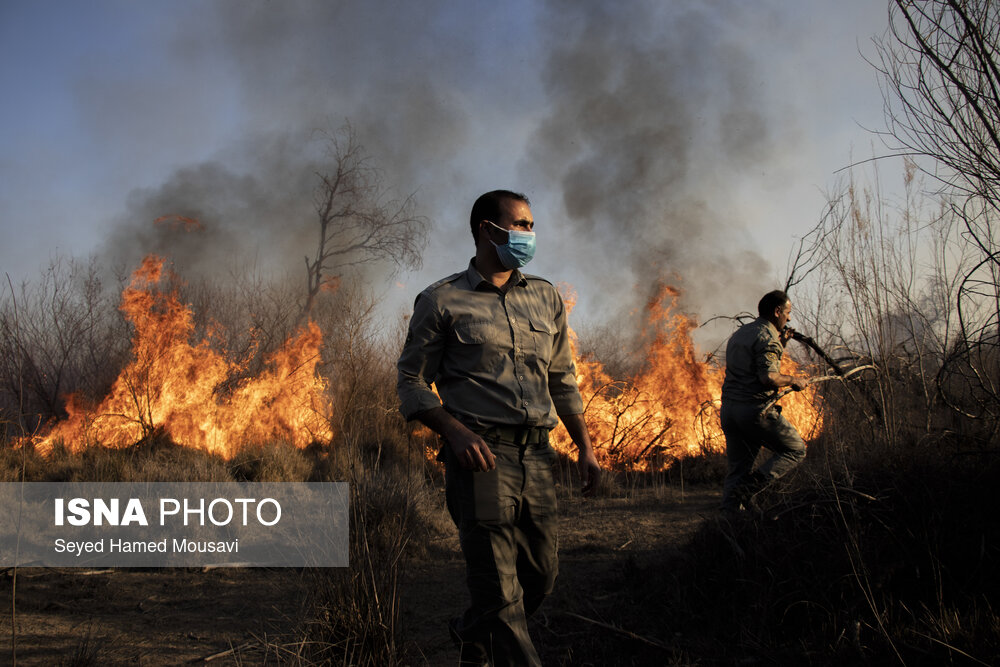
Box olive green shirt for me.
[396,260,584,431]
[721,317,783,405]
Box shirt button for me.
[519,375,524,380]
[522,401,528,407]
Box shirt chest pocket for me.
[454,320,491,345]
[452,319,502,372]
[528,317,557,363]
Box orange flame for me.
[553,285,822,471]
[32,256,333,458]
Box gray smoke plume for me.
[101,129,327,282]
[96,1,488,289]
[525,1,783,325]
[94,0,807,341]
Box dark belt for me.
[478,425,550,446]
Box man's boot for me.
[735,470,767,512]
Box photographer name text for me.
[54,537,239,556]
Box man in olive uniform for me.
[397,190,601,666]
[720,290,808,513]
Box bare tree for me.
[873,0,1000,420]
[301,126,428,320]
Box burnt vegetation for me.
[2,3,1000,665]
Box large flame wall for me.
[32,256,333,458]
[31,260,820,470]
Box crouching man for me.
[720,290,808,513]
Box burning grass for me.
[26,256,333,459]
[16,258,824,482]
[554,285,824,471]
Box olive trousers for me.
[441,434,559,667]
[720,401,807,511]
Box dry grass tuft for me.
[227,441,314,482]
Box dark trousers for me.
[442,435,559,667]
[721,401,807,511]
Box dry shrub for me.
[226,441,314,482]
[0,446,50,482]
[550,446,726,503]
[0,257,129,435]
[122,444,231,482]
[293,464,418,666]
[264,347,447,664]
[1,438,232,483]
[669,448,727,486]
[30,443,135,483]
[279,301,453,662]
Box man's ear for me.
[477,220,491,242]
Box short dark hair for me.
[469,190,530,243]
[758,290,789,318]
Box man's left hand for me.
[558,413,602,496]
[780,326,796,346]
[578,450,602,497]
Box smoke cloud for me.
[101,130,325,281]
[91,0,817,341]
[526,1,787,323]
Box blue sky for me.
[0,1,894,332]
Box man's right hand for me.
[416,407,496,472]
[448,429,497,472]
[765,371,807,392]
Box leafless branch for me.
[872,0,1000,419]
[300,125,428,321]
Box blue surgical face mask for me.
[485,220,536,269]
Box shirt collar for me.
[758,317,780,338]
[465,258,526,292]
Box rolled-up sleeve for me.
[547,292,584,416]
[396,294,445,420]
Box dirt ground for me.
[0,566,313,664]
[0,485,718,666]
[399,485,719,666]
